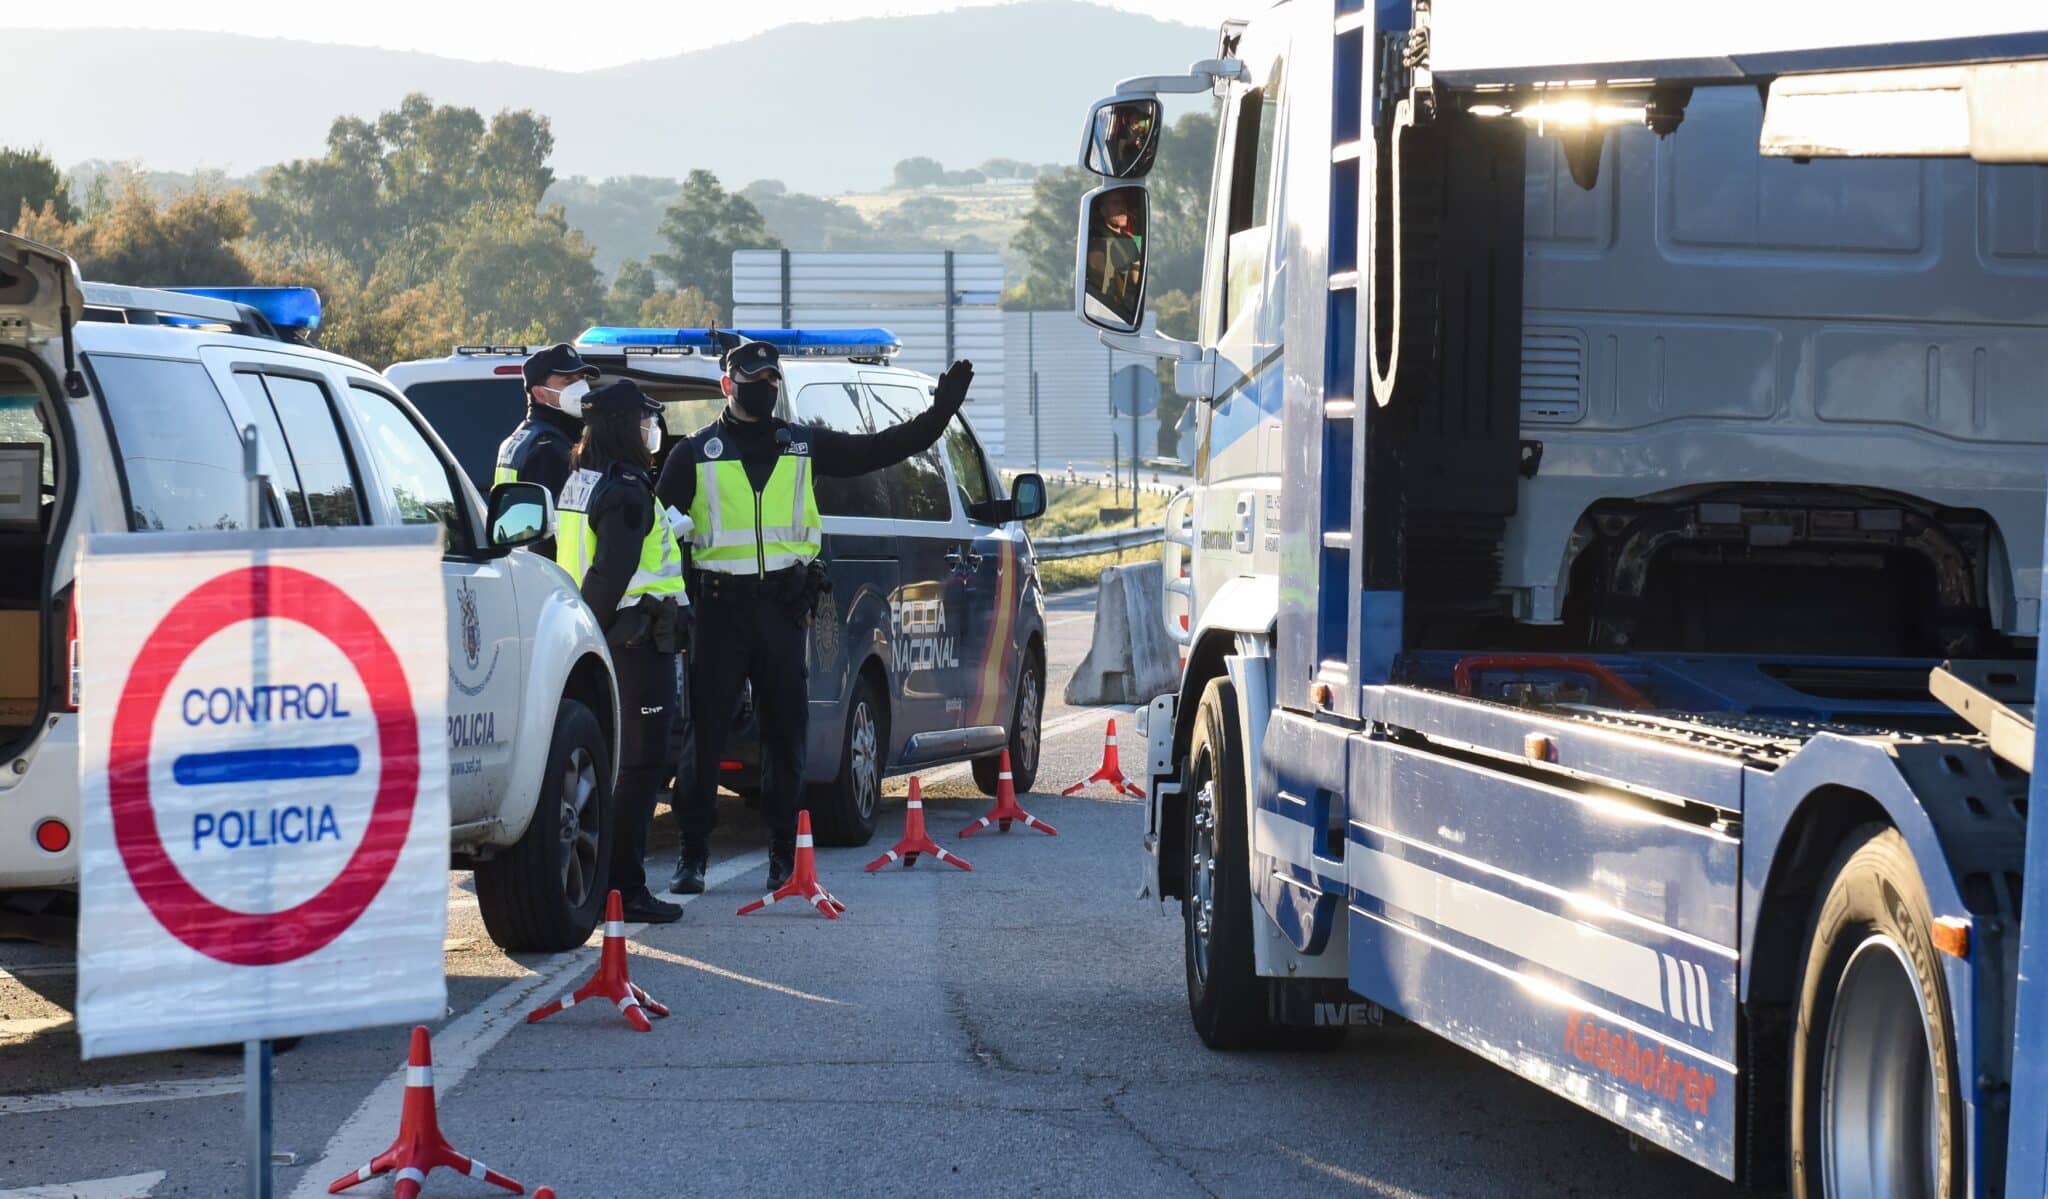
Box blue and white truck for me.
[1074,5,2048,1193]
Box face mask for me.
[549,379,590,418]
[733,378,779,420]
[641,416,663,456]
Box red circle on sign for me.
[108,565,419,966]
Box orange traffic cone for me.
[962,749,1058,838]
[1062,718,1144,798]
[525,890,671,1032]
[737,810,846,918]
[864,777,971,871]
[328,1026,523,1198]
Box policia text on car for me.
[554,379,689,924]
[656,335,976,895]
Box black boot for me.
[669,845,708,895]
[766,836,796,891]
[620,887,682,924]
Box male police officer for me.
[656,335,974,893]
[495,342,599,494]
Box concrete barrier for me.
[1065,560,1180,707]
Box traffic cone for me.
[328,1026,523,1198]
[864,777,971,871]
[737,810,846,918]
[1062,718,1144,799]
[524,890,671,1033]
[962,750,1058,838]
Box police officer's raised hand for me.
[934,360,974,415]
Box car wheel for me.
[1791,824,1960,1199]
[475,699,611,953]
[808,676,884,847]
[973,647,1044,796]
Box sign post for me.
[75,526,448,1194]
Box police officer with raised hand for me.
[556,379,688,924]
[495,342,600,495]
[657,334,974,895]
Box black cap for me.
[719,337,781,380]
[522,342,599,389]
[582,379,663,418]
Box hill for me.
[3,2,1213,194]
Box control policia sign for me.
[75,528,449,1058]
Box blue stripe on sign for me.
[172,745,361,786]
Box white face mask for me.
[549,379,591,418]
[641,416,664,455]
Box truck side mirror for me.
[487,481,554,551]
[1081,97,1163,178]
[1075,183,1151,335]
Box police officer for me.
[556,379,688,924]
[495,342,600,494]
[656,336,974,894]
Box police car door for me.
[336,376,524,827]
[862,379,964,742]
[936,415,1019,737]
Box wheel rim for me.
[1821,934,1940,1199]
[1189,774,1217,985]
[556,746,601,908]
[850,699,879,820]
[1015,664,1042,775]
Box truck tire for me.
[1184,676,1276,1050]
[475,699,611,953]
[1790,824,1960,1199]
[973,647,1044,796]
[808,676,884,847]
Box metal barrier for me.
[1033,525,1165,561]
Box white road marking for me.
[0,1172,167,1198]
[911,707,1136,788]
[286,851,767,1199]
[629,945,847,1007]
[0,1076,240,1117]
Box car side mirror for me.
[967,473,1048,526]
[1081,97,1163,178]
[487,481,554,551]
[1075,183,1151,335]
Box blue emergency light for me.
[575,326,901,360]
[168,287,323,334]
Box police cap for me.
[522,342,600,389]
[583,379,663,417]
[720,337,781,380]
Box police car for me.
[0,232,625,952]
[386,326,1050,846]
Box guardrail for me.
[1033,525,1165,561]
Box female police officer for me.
[555,380,688,923]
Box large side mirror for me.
[1075,183,1151,335]
[1081,97,1163,178]
[487,481,554,551]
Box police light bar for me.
[168,287,323,333]
[575,326,901,360]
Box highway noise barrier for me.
[738,810,847,918]
[1062,718,1145,799]
[525,889,672,1033]
[328,1025,523,1198]
[864,776,972,871]
[962,749,1058,838]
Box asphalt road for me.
[0,589,1744,1198]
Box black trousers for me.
[610,642,678,896]
[682,588,808,848]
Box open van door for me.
[0,233,85,351]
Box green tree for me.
[1003,166,1094,309]
[635,287,722,330]
[0,147,74,231]
[19,179,253,286]
[439,201,603,343]
[649,170,780,320]
[605,258,660,325]
[890,156,945,190]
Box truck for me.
[1073,5,2048,1194]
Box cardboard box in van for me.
[0,608,40,724]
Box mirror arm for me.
[1096,328,1203,362]
[1113,58,1248,97]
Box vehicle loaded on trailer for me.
[1075,5,2048,1194]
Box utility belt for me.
[692,561,832,623]
[606,594,689,655]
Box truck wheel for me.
[808,676,884,847]
[1790,824,1960,1199]
[476,699,611,953]
[973,648,1044,796]
[1184,676,1275,1050]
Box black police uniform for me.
[496,344,599,555]
[571,381,686,923]
[655,338,973,890]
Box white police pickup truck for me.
[388,326,1049,846]
[0,232,623,952]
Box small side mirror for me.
[1081,97,1163,178]
[1075,183,1151,334]
[1009,473,1047,521]
[487,481,554,550]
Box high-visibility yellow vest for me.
[555,468,687,601]
[686,450,822,576]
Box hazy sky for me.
[7,1,1237,68]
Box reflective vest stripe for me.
[555,469,686,599]
[687,451,822,576]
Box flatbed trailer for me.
[1072,4,2048,1194]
